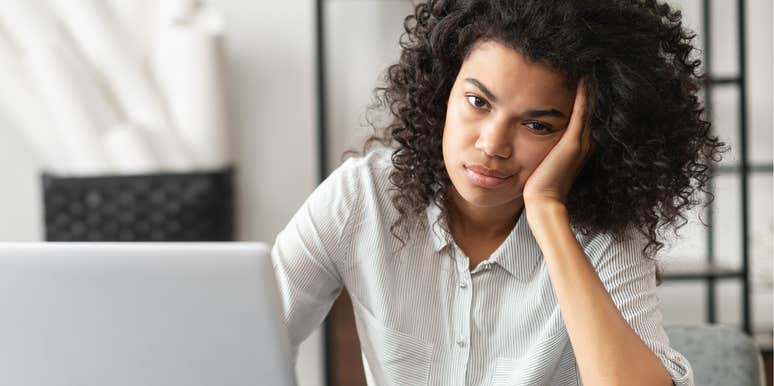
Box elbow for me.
[588,363,673,386]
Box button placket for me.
[454,247,472,385]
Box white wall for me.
[210,1,324,385]
[0,0,326,385]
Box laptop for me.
[0,242,296,386]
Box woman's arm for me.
[520,78,690,385]
[526,201,673,386]
[271,157,361,365]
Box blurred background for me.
[0,0,770,385]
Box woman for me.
[272,0,724,385]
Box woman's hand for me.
[522,79,595,207]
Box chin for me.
[453,183,522,209]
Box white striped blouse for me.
[271,147,695,386]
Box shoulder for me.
[338,146,394,177]
[317,146,393,196]
[333,146,396,203]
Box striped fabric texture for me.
[271,147,695,386]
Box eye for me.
[465,95,490,110]
[524,121,555,133]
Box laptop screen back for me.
[0,242,295,386]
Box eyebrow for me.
[524,109,565,119]
[465,78,499,103]
[464,78,567,119]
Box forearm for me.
[525,201,672,386]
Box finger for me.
[580,82,595,157]
[565,78,587,142]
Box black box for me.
[41,168,235,241]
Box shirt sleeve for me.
[588,229,695,386]
[270,157,361,366]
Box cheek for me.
[442,109,477,152]
[514,134,556,172]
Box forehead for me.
[458,40,573,105]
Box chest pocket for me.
[353,300,433,386]
[490,329,578,386]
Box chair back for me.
[665,323,766,386]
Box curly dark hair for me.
[350,0,727,267]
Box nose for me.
[475,118,512,159]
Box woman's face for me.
[442,40,575,212]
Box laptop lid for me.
[0,242,295,386]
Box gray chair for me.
[665,323,767,386]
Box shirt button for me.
[459,280,467,288]
[483,263,491,271]
[457,337,466,347]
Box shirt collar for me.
[425,200,543,282]
[425,199,450,252]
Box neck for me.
[446,187,524,239]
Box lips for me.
[463,164,514,188]
[464,164,513,179]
